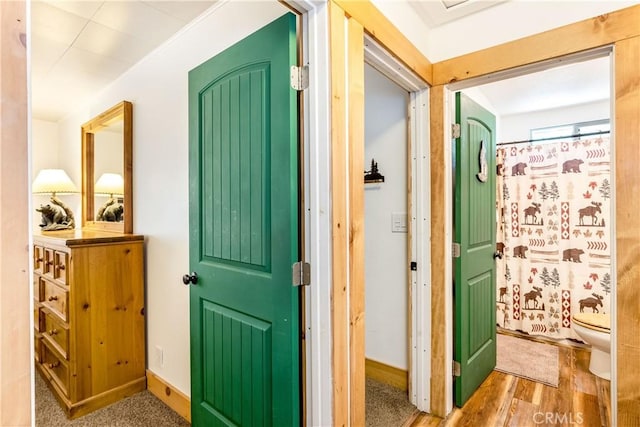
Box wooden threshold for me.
[146,370,191,423]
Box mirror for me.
[81,101,133,233]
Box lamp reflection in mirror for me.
[95,173,124,222]
[32,168,78,231]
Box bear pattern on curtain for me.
[495,135,611,340]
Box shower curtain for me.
[495,135,611,340]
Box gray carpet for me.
[35,372,190,427]
[37,372,416,426]
[365,377,417,427]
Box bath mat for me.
[495,333,559,387]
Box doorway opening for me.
[362,34,431,423]
[363,61,415,426]
[448,48,614,423]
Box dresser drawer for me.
[43,249,69,284]
[43,248,55,277]
[34,303,43,333]
[53,251,68,284]
[34,245,44,274]
[34,335,42,363]
[41,278,68,322]
[34,275,43,302]
[42,309,69,360]
[41,341,69,398]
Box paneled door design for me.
[188,13,300,426]
[454,92,497,407]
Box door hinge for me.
[290,65,309,91]
[453,360,461,377]
[292,261,311,287]
[452,242,461,258]
[452,123,461,139]
[410,261,417,271]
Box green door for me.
[188,14,300,426]
[454,92,497,407]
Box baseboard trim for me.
[146,370,191,423]
[365,358,408,391]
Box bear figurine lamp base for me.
[32,169,78,231]
[94,173,124,222]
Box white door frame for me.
[285,2,433,420]
[286,1,333,425]
[363,34,432,412]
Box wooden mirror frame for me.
[81,101,133,234]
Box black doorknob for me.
[493,251,503,260]
[182,272,198,285]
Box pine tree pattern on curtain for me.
[496,136,611,340]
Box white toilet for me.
[572,313,611,380]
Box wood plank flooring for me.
[406,337,610,426]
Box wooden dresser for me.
[33,230,145,419]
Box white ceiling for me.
[405,0,610,115]
[31,0,216,121]
[31,0,609,122]
[471,56,611,116]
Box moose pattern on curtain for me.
[495,136,611,340]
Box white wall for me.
[55,1,289,396]
[31,119,59,175]
[364,64,409,370]
[499,99,610,143]
[31,119,70,231]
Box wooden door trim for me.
[347,17,365,427]
[430,4,640,422]
[329,3,350,424]
[329,1,433,423]
[0,1,30,425]
[433,4,640,85]
[429,85,449,417]
[333,0,432,85]
[613,35,640,426]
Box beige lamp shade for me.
[95,173,124,197]
[32,169,78,196]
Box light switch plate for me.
[392,212,407,233]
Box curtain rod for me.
[497,130,610,146]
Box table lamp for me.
[32,169,78,230]
[94,173,124,222]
